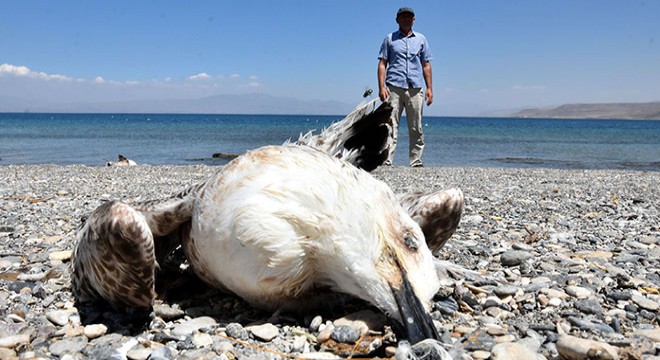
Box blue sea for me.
[1,112,659,171]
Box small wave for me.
[490,157,660,171]
[491,157,585,167]
[611,161,660,171]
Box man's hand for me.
[425,88,433,106]
[379,87,390,102]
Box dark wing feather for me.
[296,99,394,171]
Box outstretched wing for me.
[295,99,394,171]
[72,183,203,311]
[72,200,157,311]
[398,188,464,253]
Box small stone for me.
[463,330,496,352]
[500,250,533,266]
[607,290,631,301]
[247,323,279,342]
[292,335,308,353]
[494,285,520,297]
[496,334,517,344]
[566,285,593,299]
[17,272,47,281]
[556,334,619,360]
[548,297,562,307]
[483,296,502,308]
[333,309,386,336]
[634,328,660,342]
[575,299,603,315]
[0,333,31,348]
[492,342,542,360]
[317,325,334,343]
[309,315,323,332]
[484,324,507,336]
[471,350,491,359]
[149,346,175,359]
[48,337,87,357]
[7,313,25,323]
[172,316,216,337]
[62,325,84,338]
[519,335,542,352]
[454,325,478,335]
[0,348,17,359]
[632,294,659,311]
[46,310,70,326]
[84,324,108,339]
[541,288,568,299]
[192,332,213,348]
[126,347,152,360]
[154,303,185,321]
[331,325,359,344]
[225,322,248,340]
[568,316,595,330]
[48,250,72,262]
[44,234,63,243]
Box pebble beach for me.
[0,164,658,359]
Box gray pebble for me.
[574,299,603,315]
[309,315,323,332]
[171,316,216,337]
[494,285,519,297]
[49,337,87,357]
[154,303,185,321]
[225,322,249,340]
[462,330,496,352]
[500,250,532,266]
[331,325,359,344]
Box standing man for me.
[378,7,433,167]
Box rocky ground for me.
[0,164,658,359]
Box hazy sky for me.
[1,1,659,115]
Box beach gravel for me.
[0,164,658,359]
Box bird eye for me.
[403,232,418,250]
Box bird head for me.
[376,206,441,343]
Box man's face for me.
[396,13,415,28]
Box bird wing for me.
[398,188,464,253]
[72,183,203,310]
[295,99,394,171]
[72,200,157,311]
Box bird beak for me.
[391,272,441,343]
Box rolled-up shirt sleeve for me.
[378,36,390,60]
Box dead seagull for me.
[73,144,442,342]
[72,100,463,341]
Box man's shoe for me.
[411,163,424,168]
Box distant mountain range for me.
[0,93,356,116]
[511,102,660,120]
[2,92,660,119]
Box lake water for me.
[1,112,658,170]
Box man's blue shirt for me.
[378,30,432,89]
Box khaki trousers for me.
[385,85,425,167]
